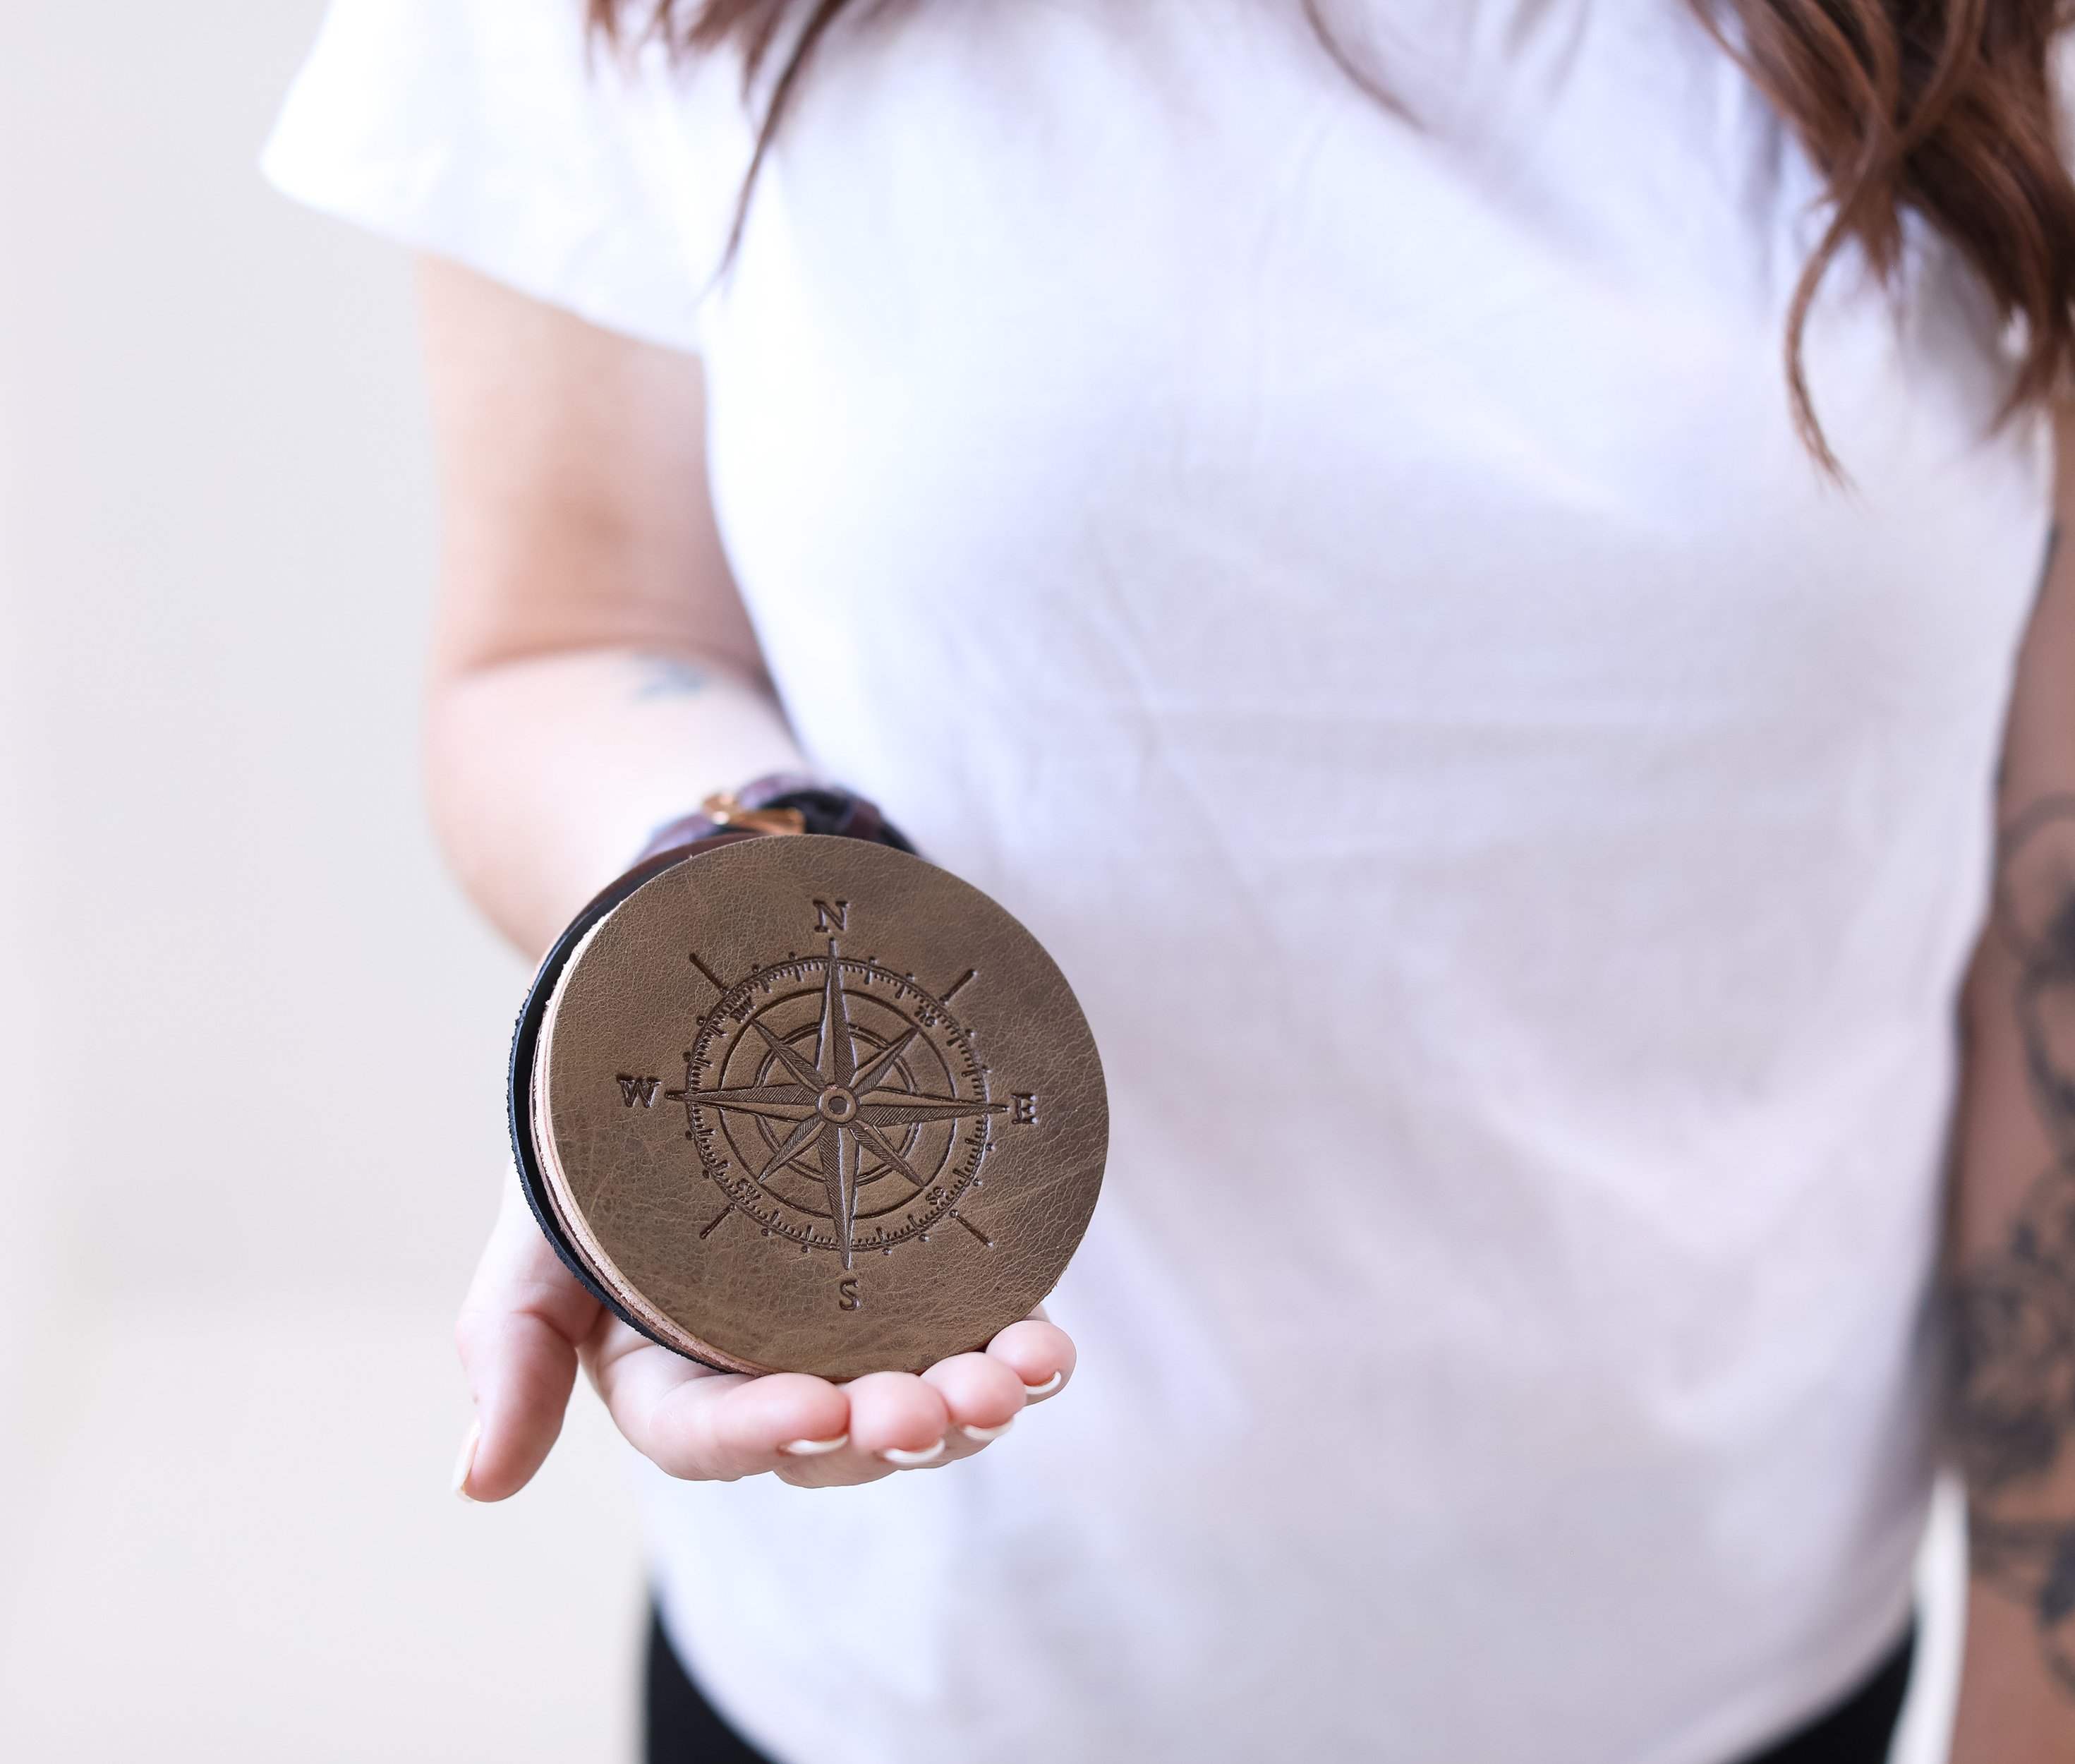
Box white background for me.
[0,4,642,1758]
[0,2,1966,1759]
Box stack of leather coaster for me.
[512,833,1107,1379]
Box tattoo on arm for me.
[1954,795,2075,1693]
[632,654,713,701]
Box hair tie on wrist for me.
[634,773,917,866]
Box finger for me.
[588,1323,852,1483]
[454,1172,606,1502]
[842,1371,952,1467]
[984,1317,1077,1402]
[923,1352,1027,1459]
[772,1443,901,1490]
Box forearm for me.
[1948,493,2075,1759]
[428,646,805,957]
[416,258,806,956]
[1949,903,2075,1760]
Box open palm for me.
[452,1174,1075,1498]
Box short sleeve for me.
[262,0,740,352]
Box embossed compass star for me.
[667,942,1007,1267]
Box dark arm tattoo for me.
[1953,795,2075,1693]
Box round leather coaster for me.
[521,835,1107,1379]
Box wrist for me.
[632,773,916,869]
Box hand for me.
[452,1172,1077,1497]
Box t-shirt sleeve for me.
[262,0,733,352]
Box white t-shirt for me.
[266,5,2050,1760]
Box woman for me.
[266,2,2075,1759]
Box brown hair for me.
[595,0,2075,465]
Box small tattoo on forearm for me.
[1954,795,2075,1693]
[632,655,712,701]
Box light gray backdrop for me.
[0,5,641,1758]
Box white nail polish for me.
[960,1419,1015,1444]
[779,1433,849,1457]
[451,1418,481,1502]
[881,1439,948,1467]
[1022,1370,1065,1400]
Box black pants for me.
[646,1606,1916,1764]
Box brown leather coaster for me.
[517,835,1107,1379]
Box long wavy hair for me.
[592,0,2075,464]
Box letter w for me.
[617,1075,660,1108]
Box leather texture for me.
[514,835,1108,1378]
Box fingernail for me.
[451,1418,481,1502]
[1022,1370,1065,1401]
[881,1439,948,1467]
[960,1419,1015,1444]
[779,1433,849,1458]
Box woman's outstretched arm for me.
[419,256,801,953]
[1948,407,2075,1761]
[418,259,1073,1499]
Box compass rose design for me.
[664,941,1011,1269]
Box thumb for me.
[452,1168,605,1502]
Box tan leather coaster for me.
[519,835,1107,1379]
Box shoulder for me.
[263,0,754,353]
